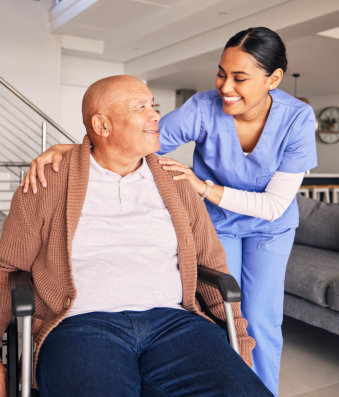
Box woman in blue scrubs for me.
[22,27,316,396]
[157,27,317,396]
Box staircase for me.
[0,76,78,231]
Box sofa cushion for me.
[296,194,339,252]
[284,294,339,335]
[285,244,339,308]
[328,279,339,311]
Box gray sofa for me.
[284,194,339,335]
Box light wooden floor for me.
[279,316,339,397]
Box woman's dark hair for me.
[224,27,287,75]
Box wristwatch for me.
[201,180,214,199]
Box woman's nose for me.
[221,78,233,94]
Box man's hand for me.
[0,360,6,397]
[20,144,75,194]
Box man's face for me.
[106,82,160,159]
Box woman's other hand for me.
[20,144,75,194]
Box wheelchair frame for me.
[2,265,241,397]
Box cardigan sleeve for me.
[178,180,255,366]
[0,188,42,346]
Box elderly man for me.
[0,76,271,396]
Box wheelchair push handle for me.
[9,271,35,397]
[197,265,241,302]
[10,271,35,318]
[197,265,241,353]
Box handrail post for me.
[20,169,25,183]
[41,121,47,152]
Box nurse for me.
[21,27,316,396]
[157,27,317,396]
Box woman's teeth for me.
[223,96,241,102]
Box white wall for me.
[61,55,125,88]
[0,1,126,144]
[60,55,124,141]
[149,87,175,118]
[308,94,339,173]
[0,0,62,120]
[60,85,87,142]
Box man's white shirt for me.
[69,155,182,317]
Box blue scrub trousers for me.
[218,229,295,397]
[36,308,272,397]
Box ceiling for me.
[49,0,339,97]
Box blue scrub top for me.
[158,88,317,236]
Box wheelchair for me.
[1,266,241,397]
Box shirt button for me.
[64,297,71,309]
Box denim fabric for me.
[37,308,272,397]
[218,229,296,396]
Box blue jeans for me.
[218,229,296,396]
[37,308,272,396]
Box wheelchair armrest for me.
[10,271,35,317]
[197,265,241,302]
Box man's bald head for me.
[82,75,147,133]
[80,75,160,168]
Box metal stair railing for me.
[0,76,78,226]
[0,163,29,223]
[0,76,77,150]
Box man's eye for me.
[235,78,246,82]
[217,73,226,79]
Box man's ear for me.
[268,68,283,90]
[91,114,111,138]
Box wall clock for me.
[316,106,339,144]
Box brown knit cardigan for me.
[0,136,254,387]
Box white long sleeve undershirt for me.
[218,171,305,222]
